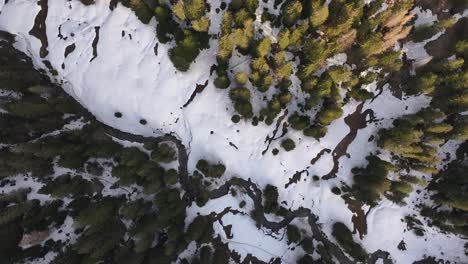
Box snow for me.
[412,7,438,27]
[0,0,467,263]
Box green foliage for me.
[196,159,226,178]
[348,88,373,101]
[263,184,279,214]
[378,109,452,173]
[234,72,248,85]
[328,66,352,83]
[169,30,205,72]
[192,17,210,32]
[286,224,301,244]
[39,175,95,198]
[282,1,303,26]
[74,199,120,229]
[303,125,327,139]
[120,0,153,24]
[332,222,367,262]
[0,202,32,226]
[214,73,231,89]
[256,37,272,57]
[230,87,253,118]
[183,0,206,20]
[73,219,125,262]
[359,32,383,56]
[406,72,438,95]
[411,24,441,42]
[351,155,394,205]
[309,1,329,27]
[5,100,55,119]
[79,0,94,5]
[281,138,296,151]
[317,103,343,126]
[429,158,468,212]
[288,113,310,130]
[277,29,291,50]
[151,143,177,163]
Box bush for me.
[255,37,272,57]
[229,87,251,101]
[412,24,441,42]
[288,113,310,130]
[281,138,296,151]
[231,115,241,123]
[214,74,231,89]
[192,17,210,32]
[303,125,327,139]
[234,72,248,85]
[234,101,253,118]
[406,73,438,95]
[196,159,226,178]
[286,225,301,244]
[332,222,367,262]
[151,143,177,163]
[351,155,394,205]
[309,1,328,27]
[317,104,343,126]
[169,30,203,72]
[282,1,302,26]
[263,184,279,214]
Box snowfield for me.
[0,0,466,263]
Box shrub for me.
[264,184,279,213]
[231,115,241,123]
[234,101,253,118]
[151,143,177,163]
[282,1,303,26]
[332,222,367,262]
[196,159,226,178]
[234,72,248,85]
[281,138,296,151]
[286,225,301,244]
[256,37,272,57]
[412,24,441,42]
[229,87,251,101]
[288,113,310,130]
[309,1,328,27]
[184,0,206,20]
[351,155,394,205]
[317,104,343,126]
[214,74,231,89]
[192,17,210,32]
[303,125,327,139]
[169,30,203,72]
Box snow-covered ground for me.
[0,0,466,263]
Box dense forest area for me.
[0,0,467,263]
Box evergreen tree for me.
[281,138,296,151]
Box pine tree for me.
[282,1,303,27]
[281,138,296,151]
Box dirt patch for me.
[262,110,289,155]
[338,29,357,51]
[182,80,209,107]
[18,230,49,248]
[322,103,375,180]
[343,194,367,239]
[90,26,100,62]
[29,0,49,58]
[310,148,331,165]
[425,17,467,60]
[64,43,76,58]
[285,169,309,188]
